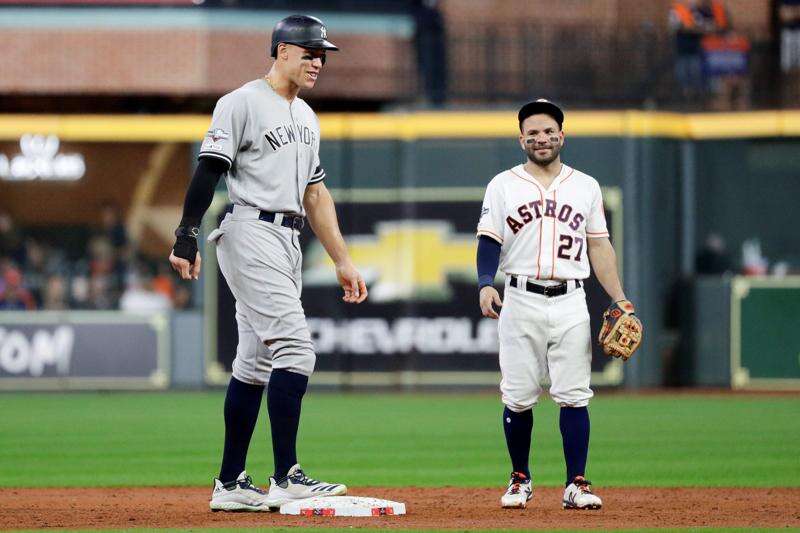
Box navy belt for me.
[509,275,581,297]
[258,211,305,230]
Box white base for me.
[279,496,406,517]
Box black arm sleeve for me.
[477,235,502,289]
[178,157,228,228]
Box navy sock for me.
[559,406,590,486]
[502,406,533,478]
[218,376,265,483]
[267,369,309,480]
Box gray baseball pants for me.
[209,205,316,384]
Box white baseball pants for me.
[498,276,593,411]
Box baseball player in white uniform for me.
[476,99,634,510]
[169,15,367,512]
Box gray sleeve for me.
[198,92,247,169]
[308,116,325,184]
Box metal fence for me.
[444,23,782,110]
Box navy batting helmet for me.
[270,15,339,58]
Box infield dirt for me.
[2,486,799,530]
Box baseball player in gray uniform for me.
[169,15,367,512]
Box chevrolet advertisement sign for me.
[210,199,620,382]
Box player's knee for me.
[269,342,316,376]
[503,400,537,412]
[231,363,270,386]
[550,389,593,408]
[556,399,590,408]
[502,390,539,412]
[501,379,542,409]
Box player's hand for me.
[169,251,202,280]
[335,261,367,304]
[479,286,503,319]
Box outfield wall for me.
[0,111,798,390]
[3,277,799,391]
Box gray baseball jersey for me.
[199,78,326,214]
[203,78,325,383]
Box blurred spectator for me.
[173,284,193,310]
[70,275,91,309]
[88,273,114,310]
[669,0,750,109]
[152,262,176,303]
[87,235,121,308]
[98,201,130,296]
[0,206,189,311]
[43,274,68,310]
[670,0,722,100]
[741,238,769,276]
[88,236,114,277]
[23,239,51,307]
[0,265,36,310]
[780,0,800,104]
[120,268,171,313]
[780,0,800,72]
[0,211,26,265]
[99,201,129,256]
[695,233,733,275]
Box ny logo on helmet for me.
[320,26,327,39]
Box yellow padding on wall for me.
[0,111,798,142]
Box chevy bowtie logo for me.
[303,221,476,302]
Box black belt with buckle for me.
[259,211,305,230]
[509,275,581,297]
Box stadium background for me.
[0,0,799,531]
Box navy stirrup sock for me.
[503,406,533,479]
[219,376,265,483]
[560,406,590,485]
[267,369,309,481]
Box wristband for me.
[173,234,198,264]
[174,226,200,239]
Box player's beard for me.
[525,142,562,166]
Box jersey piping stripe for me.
[551,190,557,280]
[509,167,544,192]
[558,167,575,187]
[509,167,546,279]
[535,185,544,279]
[198,151,233,167]
[477,229,503,244]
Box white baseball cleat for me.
[265,464,347,509]
[209,470,270,512]
[500,471,533,508]
[562,476,602,510]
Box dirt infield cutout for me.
[2,486,799,530]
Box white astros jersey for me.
[477,163,608,281]
[199,78,325,215]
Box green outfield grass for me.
[0,392,798,488]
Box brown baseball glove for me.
[598,300,643,361]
